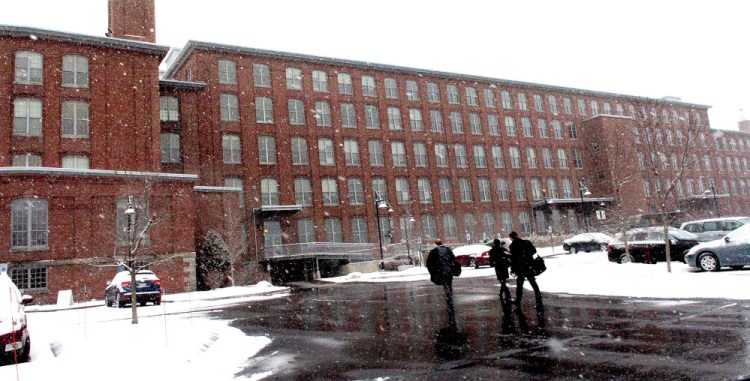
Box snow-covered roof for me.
[0,167,198,182]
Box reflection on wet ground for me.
[218,277,750,380]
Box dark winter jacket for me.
[488,244,512,279]
[426,245,458,285]
[509,238,537,277]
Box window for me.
[395,177,410,203]
[459,178,472,202]
[521,117,533,137]
[222,134,241,164]
[61,155,89,169]
[294,178,313,206]
[430,110,444,132]
[406,80,420,100]
[616,104,625,116]
[447,85,459,104]
[492,146,504,168]
[567,122,578,139]
[253,64,270,87]
[315,101,332,126]
[548,96,558,114]
[338,73,353,94]
[10,267,47,290]
[11,199,48,250]
[161,132,181,163]
[474,145,487,168]
[514,178,526,201]
[435,143,448,167]
[542,148,553,168]
[450,111,463,133]
[643,179,652,197]
[287,99,306,125]
[482,212,496,239]
[364,105,380,129]
[351,217,368,243]
[518,93,528,110]
[409,109,424,131]
[573,149,584,169]
[563,98,573,114]
[286,67,302,90]
[414,142,428,167]
[218,60,237,84]
[443,214,458,239]
[427,83,440,102]
[557,149,569,169]
[318,138,335,165]
[603,102,612,115]
[519,212,532,233]
[533,94,545,112]
[465,87,478,106]
[439,178,453,203]
[488,115,500,135]
[62,55,88,87]
[418,178,432,204]
[384,78,398,98]
[160,96,179,122]
[577,99,587,115]
[13,98,42,136]
[15,51,43,84]
[291,137,309,165]
[509,146,521,168]
[591,100,599,116]
[422,215,437,240]
[501,212,513,233]
[322,178,339,205]
[464,214,477,241]
[391,141,406,167]
[224,177,243,190]
[478,177,491,202]
[348,178,365,205]
[12,154,41,167]
[340,103,356,128]
[454,144,468,168]
[537,119,548,138]
[562,178,574,199]
[496,178,509,201]
[552,120,564,139]
[526,147,538,168]
[530,178,543,200]
[368,140,384,166]
[324,219,342,242]
[469,113,482,134]
[297,219,315,243]
[547,178,559,198]
[220,94,239,121]
[256,96,274,123]
[61,101,89,137]
[387,107,402,130]
[484,89,496,108]
[501,91,513,109]
[361,76,376,97]
[261,178,279,206]
[344,139,360,165]
[505,116,516,136]
[312,70,328,92]
[372,178,387,201]
[258,136,276,164]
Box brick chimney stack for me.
[107,0,156,43]
[739,120,750,133]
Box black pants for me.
[441,276,454,310]
[516,275,541,304]
[495,267,512,302]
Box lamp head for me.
[583,190,592,197]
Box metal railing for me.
[263,242,379,262]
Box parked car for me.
[607,227,700,264]
[685,223,750,271]
[563,232,613,254]
[105,270,162,308]
[453,244,491,268]
[0,272,33,365]
[679,217,750,242]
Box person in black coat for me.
[426,238,459,311]
[508,231,542,307]
[488,238,512,304]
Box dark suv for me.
[607,227,700,264]
[105,270,162,308]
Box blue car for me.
[685,223,750,271]
[105,270,162,307]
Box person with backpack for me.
[426,238,460,311]
[508,231,543,308]
[488,238,513,305]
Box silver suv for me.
[679,217,750,242]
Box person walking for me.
[426,238,460,312]
[488,238,513,305]
[508,231,542,307]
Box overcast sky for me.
[2,0,748,131]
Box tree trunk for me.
[130,270,139,324]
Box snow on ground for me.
[0,284,290,381]
[324,245,750,300]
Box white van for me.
[679,217,750,242]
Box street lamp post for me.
[404,215,416,265]
[374,191,393,270]
[578,179,592,232]
[124,196,138,324]
[711,179,720,218]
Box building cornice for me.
[0,167,198,181]
[159,79,207,91]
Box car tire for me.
[155,298,161,306]
[105,295,113,307]
[469,258,476,268]
[697,253,720,272]
[17,337,30,363]
[139,300,147,306]
[116,294,125,308]
[618,254,631,264]
[570,246,578,254]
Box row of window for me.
[643,176,750,199]
[637,151,750,174]
[216,134,584,170]
[15,51,89,87]
[12,153,90,169]
[13,98,90,137]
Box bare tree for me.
[629,98,712,272]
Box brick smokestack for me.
[107,0,156,43]
[740,120,750,133]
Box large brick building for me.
[2,0,748,301]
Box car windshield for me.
[668,228,699,240]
